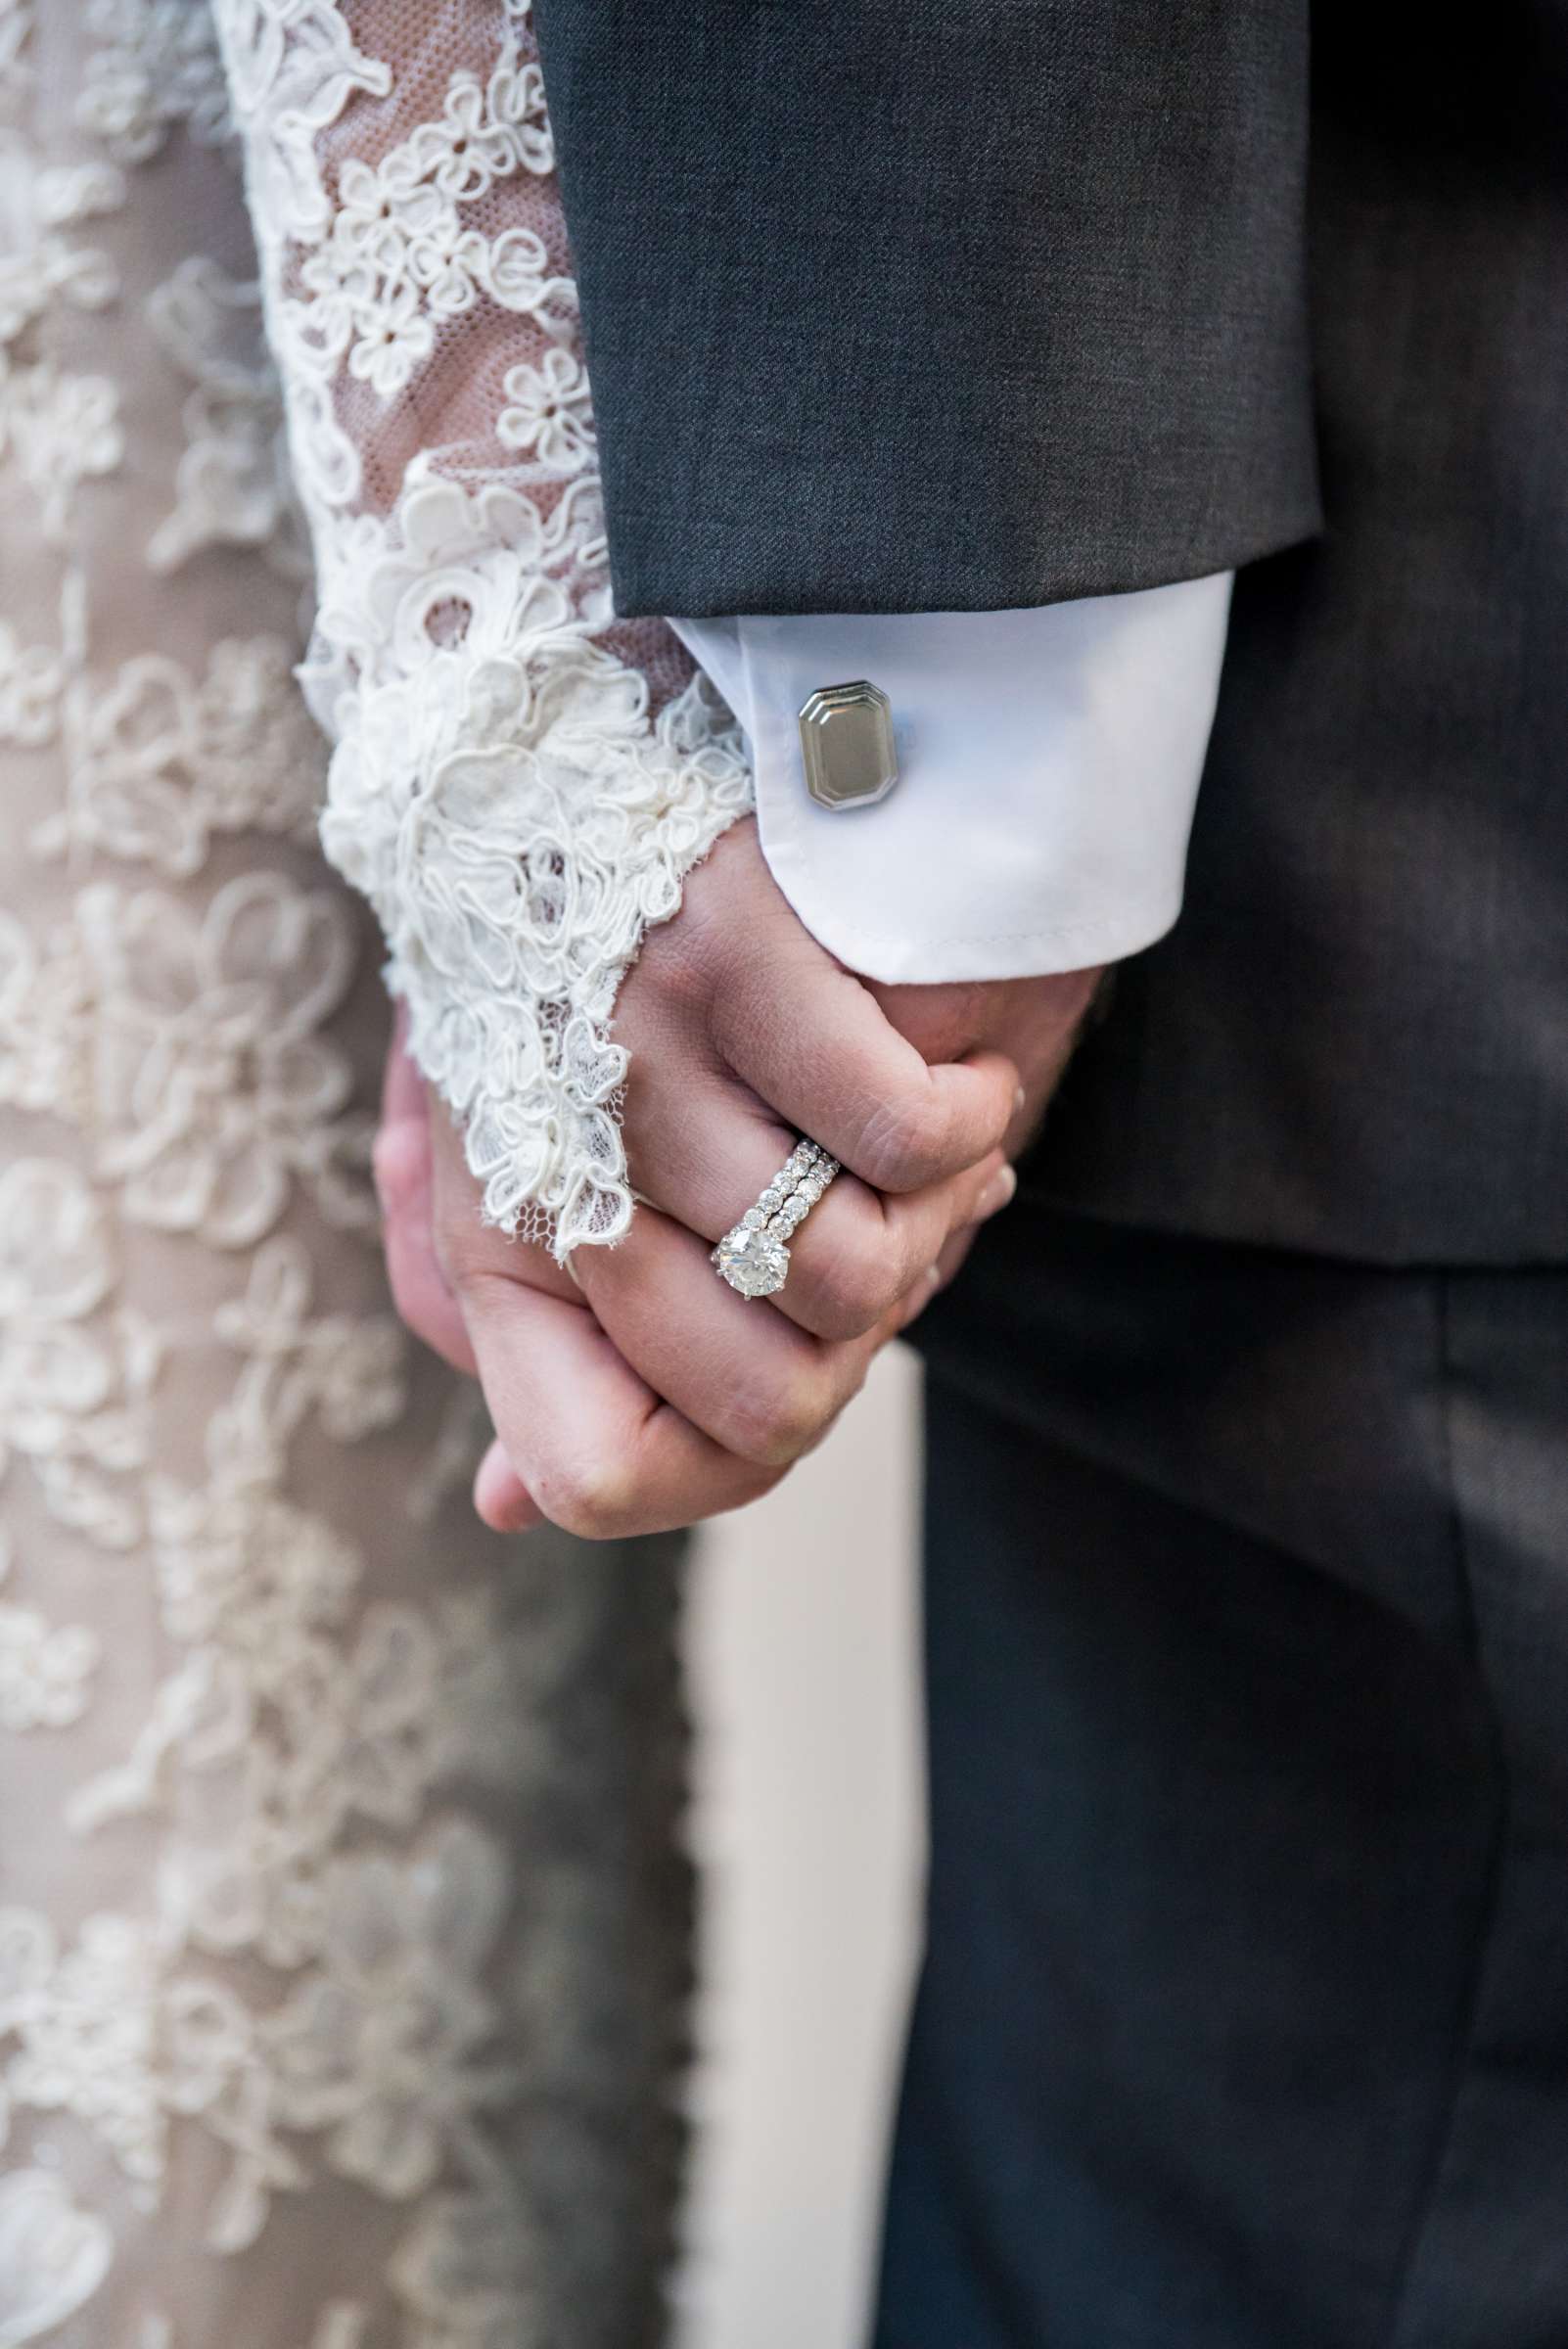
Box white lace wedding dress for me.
[0,5,698,2341]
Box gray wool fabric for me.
[897,1201,1568,2349]
[532,0,1321,616]
[1038,1,1568,1264]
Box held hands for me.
[376,818,1100,1540]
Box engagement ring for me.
[712,1138,841,1299]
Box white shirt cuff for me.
[668,574,1233,986]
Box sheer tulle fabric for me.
[210,0,754,1256]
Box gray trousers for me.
[877,1200,1568,2348]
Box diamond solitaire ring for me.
[712,1139,841,1299]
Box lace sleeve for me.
[208,0,753,1257]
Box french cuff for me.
[669,575,1233,986]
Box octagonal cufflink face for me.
[797,678,899,810]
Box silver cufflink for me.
[797,678,899,810]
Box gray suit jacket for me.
[535,0,1568,1264]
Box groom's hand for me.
[866,959,1105,1291]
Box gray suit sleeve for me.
[532,0,1320,618]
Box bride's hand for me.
[376,817,1023,1537]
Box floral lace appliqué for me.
[211,0,754,1254]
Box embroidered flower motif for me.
[0,1604,98,1727]
[33,637,324,874]
[266,1819,518,2201]
[76,874,373,1247]
[76,0,233,164]
[212,1237,405,1451]
[484,221,569,320]
[0,1159,157,1550]
[403,209,494,324]
[487,54,552,177]
[144,255,307,578]
[0,1537,98,1727]
[0,2167,113,2343]
[495,345,595,474]
[388,2175,543,2346]
[0,1911,167,2186]
[0,128,119,347]
[384,70,520,204]
[0,362,122,538]
[346,272,435,399]
[333,156,449,275]
[0,622,64,747]
[150,1475,359,1656]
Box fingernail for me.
[981,1163,1018,1218]
[1013,1083,1027,1115]
[899,1264,943,1330]
[475,1441,540,1534]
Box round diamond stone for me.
[714,1225,790,1298]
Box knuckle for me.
[853,1089,948,1191]
[634,895,723,1017]
[434,1215,497,1296]
[802,1228,899,1338]
[536,1451,635,1542]
[725,1369,827,1468]
[372,1120,432,1229]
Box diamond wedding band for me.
[712,1138,841,1299]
